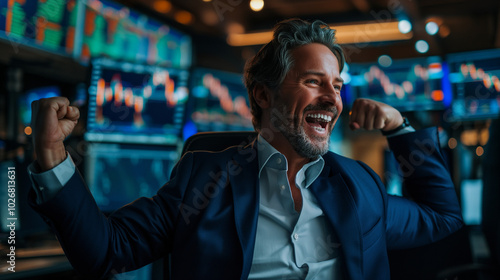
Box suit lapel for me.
[309,165,363,279]
[227,144,365,279]
[228,143,260,280]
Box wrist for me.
[381,117,410,136]
[35,144,67,172]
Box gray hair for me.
[244,18,345,130]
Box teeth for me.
[307,113,332,122]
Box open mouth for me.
[305,113,332,133]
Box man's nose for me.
[318,84,340,105]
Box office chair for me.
[181,131,258,155]
[155,131,258,280]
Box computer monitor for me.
[186,68,253,134]
[80,0,192,67]
[85,58,189,145]
[446,48,500,121]
[461,179,482,225]
[348,56,450,111]
[85,143,179,213]
[0,0,78,56]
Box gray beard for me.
[270,102,335,159]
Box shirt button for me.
[293,233,299,241]
[280,185,286,191]
[276,158,282,164]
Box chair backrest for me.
[182,131,258,154]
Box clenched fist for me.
[31,97,80,171]
[349,98,403,131]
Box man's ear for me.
[253,84,271,109]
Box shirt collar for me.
[296,157,324,189]
[256,134,325,189]
[257,135,286,178]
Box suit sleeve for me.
[383,127,464,250]
[28,151,195,278]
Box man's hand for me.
[349,98,403,131]
[31,97,80,171]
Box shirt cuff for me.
[28,153,76,204]
[385,126,416,137]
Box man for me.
[29,19,463,279]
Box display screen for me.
[348,56,449,111]
[80,0,191,67]
[186,68,253,133]
[447,48,500,121]
[461,179,482,225]
[85,143,179,212]
[85,58,189,145]
[0,0,78,56]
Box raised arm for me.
[31,97,80,171]
[28,98,188,277]
[349,98,463,249]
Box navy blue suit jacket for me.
[30,128,463,279]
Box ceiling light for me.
[201,10,218,26]
[398,19,412,34]
[425,21,439,35]
[378,55,392,67]
[175,10,193,25]
[227,22,245,34]
[476,146,484,156]
[415,40,429,53]
[227,21,413,46]
[439,25,451,38]
[250,0,264,12]
[153,0,172,13]
[24,126,32,136]
[448,138,457,149]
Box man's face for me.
[269,43,343,159]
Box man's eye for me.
[306,79,320,85]
[334,85,342,91]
